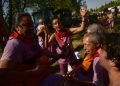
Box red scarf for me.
[54,29,69,48]
[9,31,33,45]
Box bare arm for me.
[0,39,49,85]
[44,27,49,48]
[48,33,55,44]
[69,9,87,34]
[36,25,49,48]
[69,18,85,34]
[0,55,49,85]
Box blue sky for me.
[85,0,115,9]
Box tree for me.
[1,0,82,33]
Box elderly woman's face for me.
[18,16,33,37]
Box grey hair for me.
[83,32,104,45]
[87,23,105,34]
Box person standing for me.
[49,9,87,76]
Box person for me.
[67,32,109,86]
[87,23,105,34]
[87,23,106,43]
[48,9,87,76]
[0,13,50,86]
[98,33,120,86]
[36,19,49,49]
[68,23,105,75]
[36,19,61,65]
[106,10,115,33]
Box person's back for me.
[98,33,120,86]
[49,8,87,75]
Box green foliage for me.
[97,0,120,12]
[89,0,120,13]
[1,0,82,32]
[49,0,79,11]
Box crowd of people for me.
[0,6,120,86]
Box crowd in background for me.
[0,6,120,86]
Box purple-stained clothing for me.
[74,56,109,86]
[54,31,78,75]
[54,30,77,64]
[1,38,41,64]
[41,74,63,86]
[93,57,109,86]
[74,64,93,82]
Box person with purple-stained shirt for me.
[49,8,87,76]
[0,13,51,86]
[98,33,120,86]
[67,32,109,86]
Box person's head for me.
[51,16,63,31]
[98,33,120,71]
[87,23,105,34]
[106,10,114,19]
[83,33,103,54]
[15,13,33,38]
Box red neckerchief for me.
[54,29,69,48]
[9,31,33,45]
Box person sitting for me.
[68,32,109,86]
[0,13,50,86]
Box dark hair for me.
[51,16,60,23]
[104,33,120,67]
[17,13,31,25]
[13,13,33,32]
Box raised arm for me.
[69,8,87,34]
[36,25,49,48]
